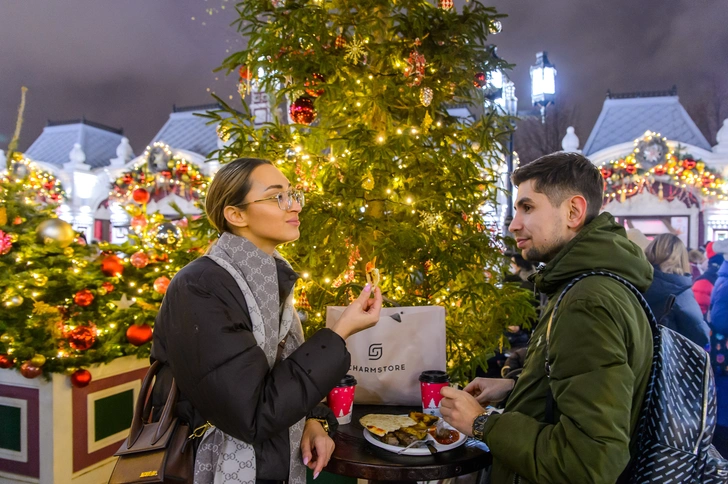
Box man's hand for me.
[439,387,486,437]
[463,377,515,405]
[301,419,335,479]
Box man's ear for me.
[565,195,588,230]
[223,206,248,229]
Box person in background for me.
[693,241,725,319]
[689,248,707,281]
[710,239,728,463]
[626,227,650,253]
[643,234,710,348]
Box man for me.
[441,152,654,483]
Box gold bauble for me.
[125,203,143,217]
[2,293,23,308]
[361,175,375,191]
[0,206,7,226]
[64,247,74,257]
[9,233,18,243]
[32,274,48,286]
[0,333,13,344]
[36,219,75,248]
[30,354,46,367]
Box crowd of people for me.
[144,153,725,484]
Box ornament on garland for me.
[420,87,433,107]
[30,354,46,367]
[36,218,75,248]
[0,333,13,344]
[0,355,14,369]
[0,230,12,255]
[101,254,124,277]
[304,73,326,97]
[290,96,317,125]
[67,325,97,351]
[130,251,150,269]
[150,222,183,251]
[132,188,150,205]
[70,369,92,388]
[20,361,42,379]
[153,276,171,294]
[334,33,346,49]
[126,323,153,346]
[74,289,94,307]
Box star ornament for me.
[344,36,367,64]
[111,294,136,310]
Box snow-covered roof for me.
[25,119,127,169]
[151,104,221,157]
[583,90,710,156]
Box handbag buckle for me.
[189,422,213,440]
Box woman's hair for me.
[512,254,534,273]
[204,158,273,233]
[644,233,691,275]
[688,249,706,264]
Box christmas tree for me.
[203,0,535,382]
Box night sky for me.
[2,0,727,154]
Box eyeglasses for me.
[239,189,305,211]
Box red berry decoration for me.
[67,326,96,351]
[304,73,326,98]
[682,158,697,170]
[132,188,151,204]
[74,289,94,307]
[290,96,317,125]
[0,355,14,369]
[653,166,666,176]
[126,324,153,346]
[600,167,613,179]
[473,72,486,88]
[71,369,92,388]
[101,254,124,277]
[130,251,150,269]
[625,164,637,175]
[20,361,42,379]
[154,276,171,294]
[101,281,115,294]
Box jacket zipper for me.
[513,474,520,484]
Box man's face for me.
[508,179,574,263]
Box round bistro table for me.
[324,405,491,483]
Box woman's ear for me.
[223,206,248,230]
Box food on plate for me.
[365,257,381,289]
[359,414,416,437]
[361,412,450,447]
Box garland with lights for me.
[601,131,727,207]
[3,152,66,204]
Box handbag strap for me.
[128,361,180,447]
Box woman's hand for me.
[331,283,382,340]
[301,419,335,479]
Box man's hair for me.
[511,152,604,223]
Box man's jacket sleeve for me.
[483,299,635,483]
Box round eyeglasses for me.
[239,189,305,211]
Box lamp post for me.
[530,51,557,124]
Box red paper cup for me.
[327,375,357,424]
[419,370,450,416]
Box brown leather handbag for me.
[108,361,194,483]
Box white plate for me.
[362,419,467,456]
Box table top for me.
[324,405,491,482]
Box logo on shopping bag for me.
[368,343,383,360]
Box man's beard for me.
[523,238,567,264]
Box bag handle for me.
[128,361,180,447]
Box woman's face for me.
[228,164,302,252]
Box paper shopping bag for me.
[326,305,446,406]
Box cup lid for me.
[419,370,449,383]
[336,375,357,387]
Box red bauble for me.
[600,167,613,179]
[682,159,697,170]
[123,173,133,184]
[67,326,96,351]
[177,164,189,174]
[126,324,153,346]
[71,369,92,388]
[101,281,115,294]
[702,174,713,188]
[625,164,637,175]
[304,73,326,98]
[130,251,150,269]
[473,72,486,88]
[653,166,666,176]
[74,289,94,307]
[20,361,42,379]
[153,276,171,294]
[239,65,252,80]
[130,215,148,231]
[438,0,453,8]
[101,254,124,277]
[0,355,14,369]
[290,96,316,125]
[132,188,151,204]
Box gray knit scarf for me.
[194,232,306,484]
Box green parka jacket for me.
[483,212,654,484]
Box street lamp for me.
[530,51,556,123]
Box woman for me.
[643,233,710,348]
[151,158,382,483]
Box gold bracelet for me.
[307,417,330,433]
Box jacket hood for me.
[533,212,653,296]
[649,265,692,295]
